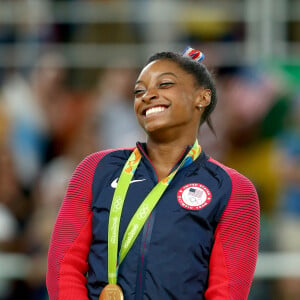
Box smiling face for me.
[134,59,206,139]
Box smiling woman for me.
[46,47,260,300]
[134,60,201,139]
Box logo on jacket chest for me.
[111,177,146,189]
[177,183,212,210]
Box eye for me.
[159,82,174,88]
[133,88,145,96]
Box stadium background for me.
[0,0,299,299]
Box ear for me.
[195,89,211,110]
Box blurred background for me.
[0,0,299,299]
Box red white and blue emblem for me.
[177,183,212,210]
[182,46,205,62]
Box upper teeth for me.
[145,106,166,117]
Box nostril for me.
[142,93,158,103]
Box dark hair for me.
[146,51,217,133]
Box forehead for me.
[137,59,189,82]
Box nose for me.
[142,87,158,103]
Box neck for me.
[146,135,197,180]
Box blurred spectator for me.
[21,95,99,300]
[201,66,281,218]
[15,0,54,44]
[0,98,32,300]
[130,0,182,44]
[199,66,288,300]
[0,105,18,250]
[275,94,300,233]
[70,0,138,86]
[1,50,68,190]
[0,48,98,298]
[94,66,145,149]
[273,93,300,300]
[180,0,244,43]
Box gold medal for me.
[99,284,124,300]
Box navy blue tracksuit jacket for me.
[47,144,260,300]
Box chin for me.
[144,121,169,133]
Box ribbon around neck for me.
[107,140,201,284]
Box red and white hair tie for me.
[182,46,205,62]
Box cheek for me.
[133,99,139,114]
[172,95,196,121]
[181,89,195,104]
[133,99,143,123]
[176,91,194,111]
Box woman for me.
[47,48,260,300]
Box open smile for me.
[143,105,168,117]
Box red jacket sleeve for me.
[46,150,112,300]
[205,165,260,300]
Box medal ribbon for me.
[107,140,201,284]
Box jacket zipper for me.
[134,144,189,299]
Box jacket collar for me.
[136,142,196,175]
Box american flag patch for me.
[188,188,203,198]
[177,183,212,210]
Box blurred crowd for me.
[0,0,299,300]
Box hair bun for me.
[182,46,205,62]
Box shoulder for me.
[207,157,257,194]
[78,147,135,170]
[208,157,260,228]
[206,157,259,215]
[68,148,134,185]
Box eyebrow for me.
[158,72,178,78]
[135,72,178,85]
